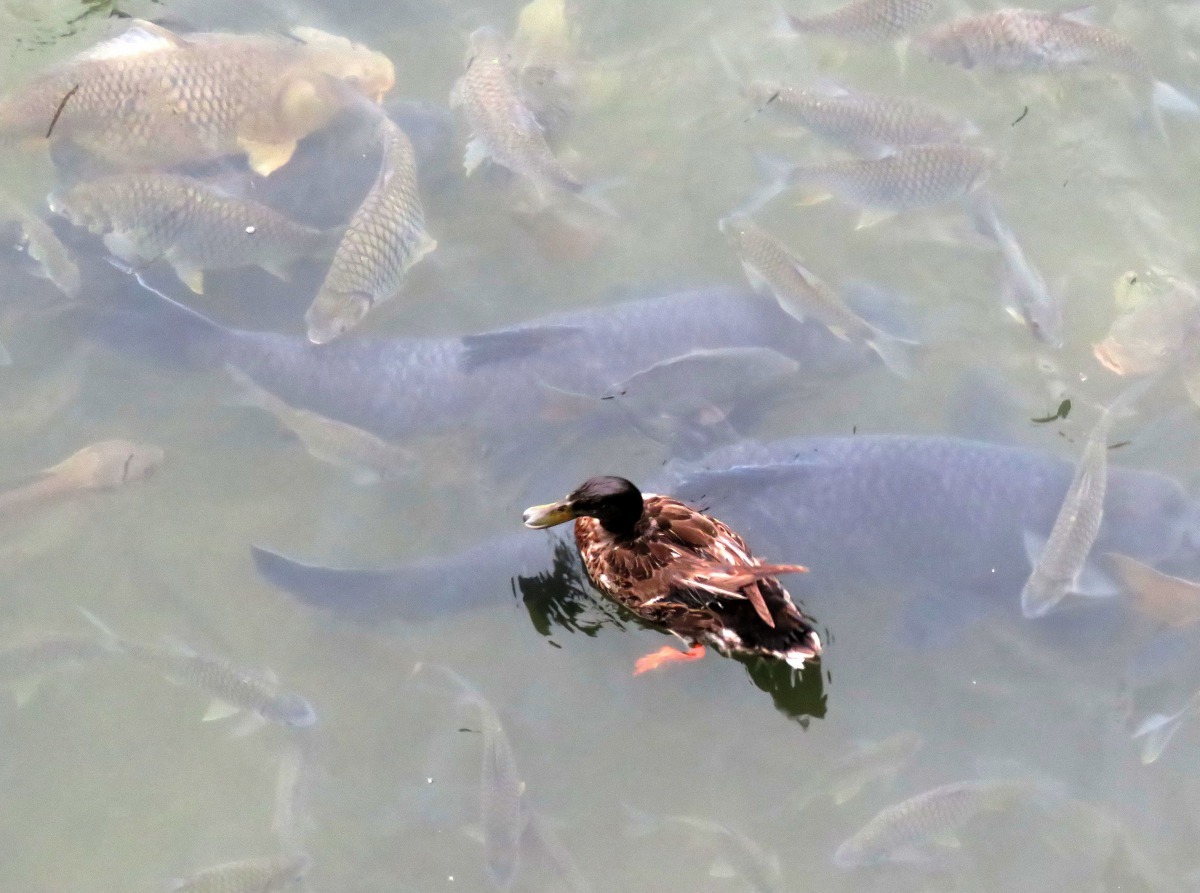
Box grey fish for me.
[797,731,924,808]
[0,633,111,705]
[450,26,585,203]
[252,435,1200,647]
[79,608,317,732]
[305,117,436,344]
[0,194,80,298]
[744,80,978,157]
[720,214,913,376]
[833,778,1034,867]
[225,365,416,483]
[0,439,163,519]
[98,268,868,458]
[782,0,937,43]
[0,19,394,175]
[917,8,1199,113]
[417,664,526,891]
[272,733,316,851]
[49,172,334,295]
[1020,379,1156,619]
[626,806,780,892]
[169,854,312,893]
[969,195,1062,348]
[1093,271,1200,376]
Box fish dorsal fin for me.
[1055,5,1100,25]
[77,20,188,62]
[459,324,585,369]
[202,698,242,722]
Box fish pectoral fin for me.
[174,264,205,295]
[855,209,897,230]
[201,698,243,722]
[101,231,145,265]
[794,191,832,207]
[238,138,297,177]
[463,137,490,175]
[1072,562,1118,599]
[228,711,267,738]
[708,857,736,879]
[1022,530,1048,569]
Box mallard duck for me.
[522,475,821,673]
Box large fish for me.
[49,172,336,294]
[250,435,1200,644]
[743,80,978,158]
[0,19,395,175]
[450,26,586,204]
[917,8,1198,114]
[781,0,937,44]
[93,269,869,458]
[305,117,437,344]
[720,214,913,376]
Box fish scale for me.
[305,117,436,343]
[785,0,936,43]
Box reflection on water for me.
[2,0,1200,890]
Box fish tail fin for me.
[85,260,229,369]
[737,152,796,215]
[76,606,125,654]
[1133,704,1192,764]
[867,328,917,379]
[1152,81,1200,118]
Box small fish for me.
[79,609,317,734]
[0,633,111,706]
[169,854,312,893]
[226,366,415,482]
[1020,380,1154,619]
[273,734,316,852]
[822,730,924,807]
[781,0,937,43]
[0,439,162,519]
[416,664,527,890]
[743,80,978,157]
[1093,271,1200,376]
[969,195,1062,348]
[1109,553,1200,628]
[0,20,395,174]
[0,194,80,298]
[917,8,1198,114]
[49,172,335,295]
[833,778,1033,868]
[766,143,994,223]
[720,214,913,376]
[451,26,586,204]
[626,807,780,893]
[305,118,436,343]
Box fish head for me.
[49,439,164,489]
[305,288,374,344]
[290,26,395,102]
[717,214,754,250]
[466,26,509,67]
[266,692,318,728]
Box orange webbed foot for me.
[633,643,706,675]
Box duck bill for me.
[522,500,576,529]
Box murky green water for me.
[3,0,1200,890]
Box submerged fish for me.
[0,194,80,298]
[521,811,589,893]
[0,439,162,519]
[273,733,316,851]
[305,118,436,344]
[799,731,924,808]
[417,664,527,890]
[1020,381,1154,619]
[1109,553,1200,628]
[451,26,585,204]
[720,214,913,376]
[969,195,1062,348]
[833,778,1034,868]
[781,0,936,43]
[79,609,317,733]
[1093,271,1200,376]
[0,20,395,174]
[95,270,868,460]
[773,143,994,222]
[512,0,579,135]
[169,854,312,893]
[744,80,977,157]
[226,366,415,482]
[917,8,1198,114]
[0,633,111,706]
[49,172,335,294]
[252,435,1200,646]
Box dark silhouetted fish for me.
[251,435,1200,644]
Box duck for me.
[522,475,822,673]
